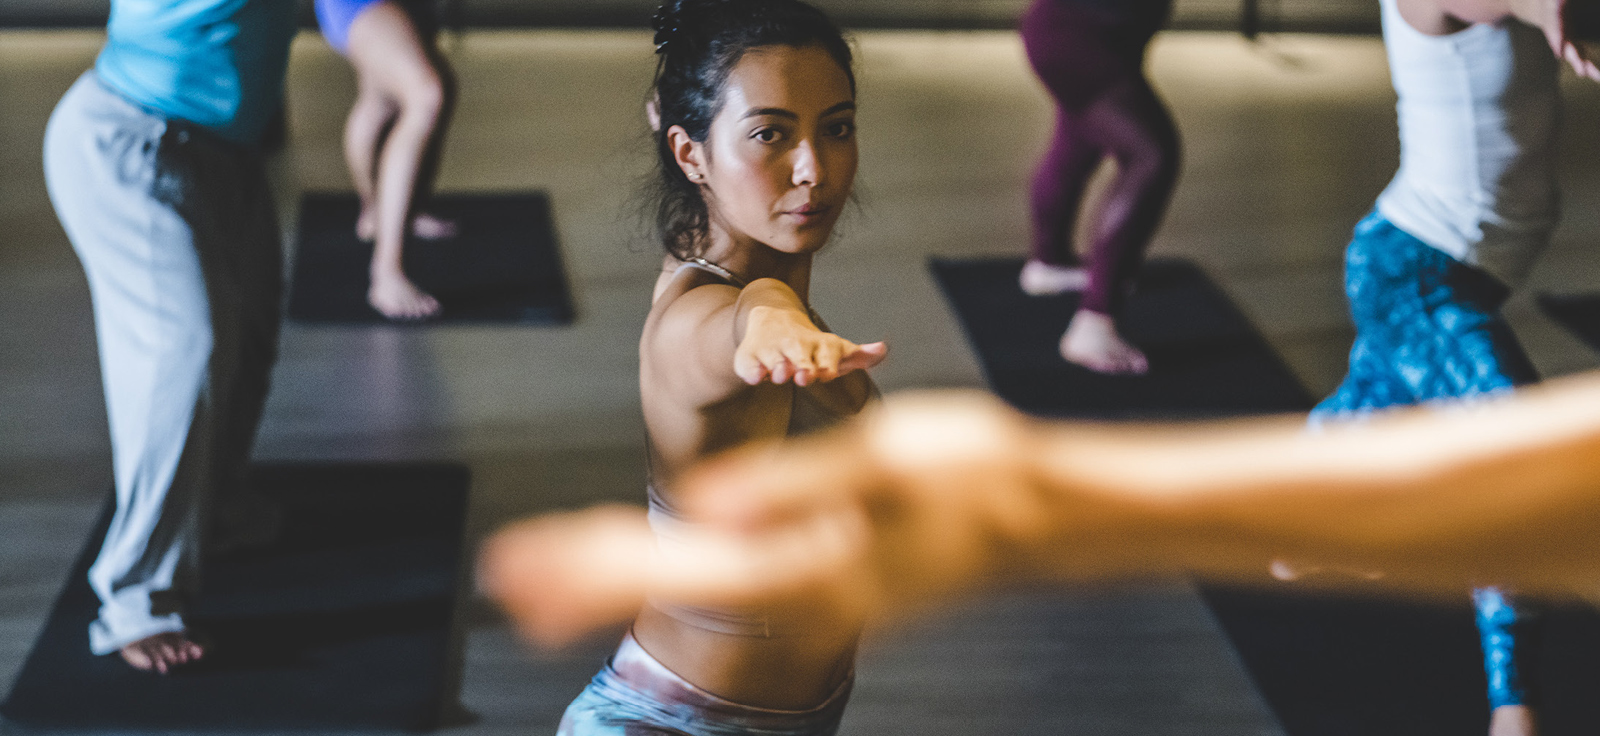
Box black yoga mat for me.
[289,192,574,324]
[933,257,1600,736]
[1202,585,1600,736]
[1537,293,1600,353]
[929,257,1313,419]
[0,463,470,733]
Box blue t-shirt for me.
[95,0,298,145]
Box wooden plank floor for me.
[4,28,1600,735]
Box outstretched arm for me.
[1404,0,1600,78]
[647,276,887,408]
[484,373,1600,646]
[1509,0,1600,78]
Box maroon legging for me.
[1022,0,1180,315]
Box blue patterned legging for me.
[559,634,852,736]
[1313,212,1540,710]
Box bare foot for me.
[411,213,459,240]
[1020,260,1089,296]
[120,632,204,674]
[1491,705,1537,736]
[369,271,442,320]
[1060,310,1148,375]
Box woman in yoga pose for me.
[1304,0,1600,730]
[484,0,1600,715]
[553,2,886,733]
[317,0,456,319]
[1018,0,1181,374]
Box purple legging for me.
[1022,0,1180,315]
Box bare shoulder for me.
[644,267,741,352]
[640,266,753,415]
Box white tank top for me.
[1374,0,1560,286]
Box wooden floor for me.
[4,28,1600,735]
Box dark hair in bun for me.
[650,0,855,259]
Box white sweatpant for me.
[43,73,282,655]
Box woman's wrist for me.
[735,281,811,339]
[1028,421,1205,580]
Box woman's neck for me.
[695,230,814,302]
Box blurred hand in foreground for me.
[479,392,1135,647]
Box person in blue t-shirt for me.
[42,0,298,673]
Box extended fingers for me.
[679,431,882,529]
[734,348,770,385]
[1568,41,1600,80]
[480,507,656,647]
[738,340,831,386]
[780,337,820,385]
[480,503,870,641]
[809,340,843,383]
[838,341,890,374]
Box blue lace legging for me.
[1313,211,1540,710]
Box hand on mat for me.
[482,392,1137,647]
[734,305,887,386]
[120,632,205,674]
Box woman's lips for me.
[782,204,831,223]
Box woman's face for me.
[672,44,858,255]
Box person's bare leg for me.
[1061,309,1148,374]
[1491,705,1537,736]
[120,632,205,674]
[404,43,458,242]
[347,2,447,319]
[343,85,395,242]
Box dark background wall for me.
[0,0,1379,33]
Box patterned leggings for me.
[1313,211,1540,710]
[559,634,852,736]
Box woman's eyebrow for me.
[738,101,856,121]
[740,107,798,121]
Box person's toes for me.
[120,633,206,674]
[1124,350,1150,375]
[417,296,441,318]
[120,646,152,671]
